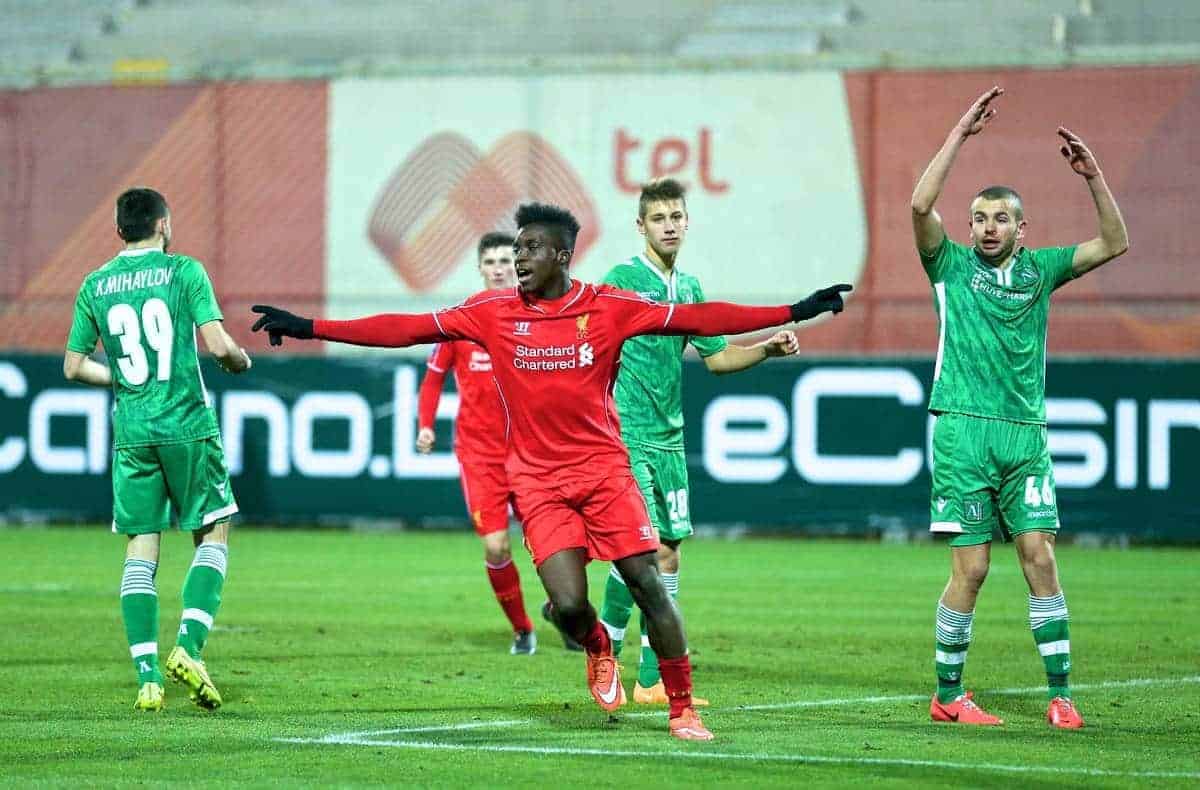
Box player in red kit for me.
[252,202,851,741]
[416,232,536,655]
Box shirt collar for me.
[118,246,164,258]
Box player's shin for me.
[121,559,162,684]
[599,566,634,656]
[177,542,228,658]
[1030,592,1071,699]
[637,570,677,687]
[935,602,973,703]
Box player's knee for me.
[955,560,990,592]
[484,543,511,566]
[623,569,670,611]
[1020,546,1057,579]
[553,597,590,626]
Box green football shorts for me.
[111,435,238,535]
[929,412,1060,547]
[627,442,693,542]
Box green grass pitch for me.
[0,527,1197,787]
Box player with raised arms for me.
[416,231,537,655]
[251,202,850,741]
[65,187,252,712]
[911,87,1129,728]
[593,177,800,705]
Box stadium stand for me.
[2,0,1199,85]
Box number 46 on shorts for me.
[1023,474,1055,508]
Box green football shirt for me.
[921,236,1077,424]
[66,248,223,448]
[603,255,727,449]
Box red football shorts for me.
[459,460,514,536]
[512,472,659,566]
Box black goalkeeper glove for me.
[790,283,853,322]
[251,305,314,346]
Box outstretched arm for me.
[703,330,799,375]
[912,86,1004,254]
[1058,127,1130,276]
[251,305,446,348]
[647,285,852,338]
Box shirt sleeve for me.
[185,258,223,326]
[685,279,727,358]
[919,235,954,282]
[426,341,456,373]
[65,280,100,354]
[314,312,447,347]
[431,301,488,345]
[1040,246,1079,291]
[417,344,453,430]
[601,287,790,340]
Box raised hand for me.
[790,283,853,322]
[250,304,314,347]
[1058,127,1101,178]
[955,86,1003,138]
[762,329,800,357]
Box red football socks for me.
[485,560,533,634]
[659,655,695,718]
[582,618,611,656]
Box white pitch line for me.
[327,719,532,739]
[274,737,1200,781]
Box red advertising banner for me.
[0,67,1195,356]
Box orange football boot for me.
[668,707,714,741]
[587,653,626,712]
[930,691,1003,725]
[1047,696,1085,729]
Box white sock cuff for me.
[936,602,974,644]
[129,641,157,658]
[602,621,626,641]
[121,560,158,597]
[181,608,214,629]
[1029,591,1069,629]
[192,543,228,577]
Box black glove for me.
[790,283,853,322]
[251,305,314,346]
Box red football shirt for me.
[417,340,506,463]
[314,280,791,482]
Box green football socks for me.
[176,542,228,659]
[1030,592,1071,699]
[121,558,162,685]
[935,602,973,703]
[600,566,634,656]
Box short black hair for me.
[477,231,515,259]
[639,177,687,218]
[514,202,581,252]
[973,185,1023,220]
[116,187,169,242]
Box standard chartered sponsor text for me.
[514,344,578,371]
